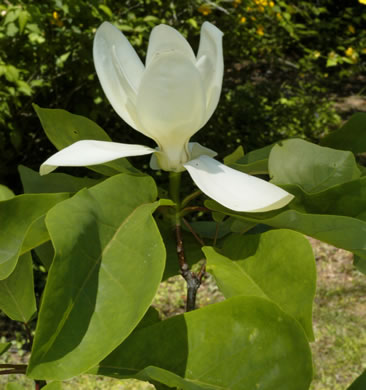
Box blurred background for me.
[1,0,366,191]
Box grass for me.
[1,240,365,390]
[309,238,366,390]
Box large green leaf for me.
[320,113,366,154]
[33,104,139,176]
[204,229,316,340]
[269,139,360,193]
[348,370,366,390]
[0,252,36,322]
[284,177,366,218]
[43,383,63,390]
[0,193,69,279]
[0,184,14,200]
[6,384,26,390]
[27,174,165,380]
[19,165,100,194]
[206,200,366,260]
[20,217,50,254]
[227,144,273,175]
[93,296,312,390]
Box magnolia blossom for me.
[40,21,294,212]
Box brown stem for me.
[0,368,27,375]
[35,381,47,390]
[182,217,205,247]
[180,206,210,217]
[0,364,27,369]
[23,324,45,389]
[213,222,220,247]
[24,322,33,349]
[175,223,204,312]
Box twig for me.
[24,322,33,348]
[0,364,27,369]
[0,368,27,375]
[181,190,202,208]
[213,222,220,247]
[23,323,45,389]
[175,223,204,312]
[182,217,205,247]
[181,206,210,217]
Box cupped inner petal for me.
[40,140,154,175]
[136,51,206,150]
[184,155,294,212]
[196,22,224,124]
[146,24,195,67]
[149,142,217,172]
[93,22,144,130]
[188,142,217,160]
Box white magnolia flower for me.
[40,21,294,212]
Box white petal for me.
[149,152,160,171]
[40,140,154,175]
[149,142,217,171]
[184,155,294,212]
[196,22,224,124]
[146,24,195,67]
[93,22,144,130]
[136,51,206,153]
[188,142,217,160]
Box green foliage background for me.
[0,0,365,189]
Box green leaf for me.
[0,184,14,200]
[223,145,244,165]
[93,296,312,390]
[6,384,26,390]
[348,370,366,390]
[354,255,366,275]
[137,367,207,390]
[34,241,54,271]
[205,199,366,260]
[27,174,165,380]
[321,113,366,154]
[33,105,139,176]
[0,193,69,279]
[0,342,11,356]
[228,144,273,175]
[284,177,366,217]
[98,4,113,17]
[18,165,100,194]
[0,252,36,322]
[204,229,316,340]
[269,139,360,193]
[187,220,231,239]
[20,216,49,254]
[18,10,30,33]
[43,383,63,390]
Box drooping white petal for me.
[196,22,224,124]
[184,155,294,212]
[93,22,144,130]
[136,51,206,168]
[146,24,195,67]
[40,140,154,176]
